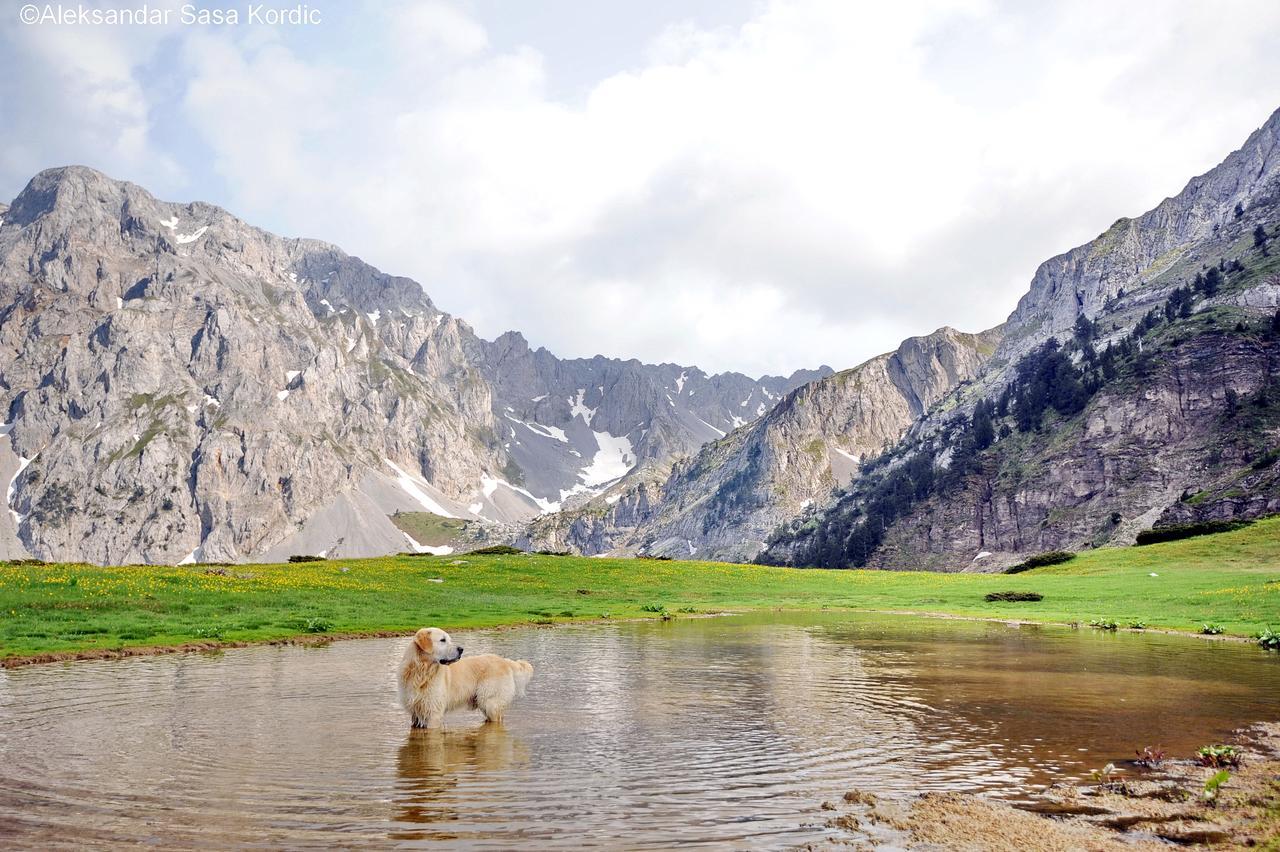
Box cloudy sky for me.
[2,0,1279,376]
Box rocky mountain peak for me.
[1000,107,1280,361]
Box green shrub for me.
[536,549,570,556]
[1136,520,1249,545]
[466,545,524,556]
[302,617,333,633]
[1196,744,1241,768]
[1089,619,1119,631]
[1004,551,1075,574]
[288,554,326,563]
[640,603,665,613]
[1257,627,1280,650]
[638,554,673,561]
[1203,769,1231,802]
[984,591,1043,602]
[1201,622,1225,635]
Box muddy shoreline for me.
[813,721,1280,850]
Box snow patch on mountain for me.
[8,454,32,527]
[481,474,559,513]
[569,389,596,425]
[175,226,207,245]
[504,413,568,443]
[695,416,726,438]
[384,459,457,517]
[579,431,635,487]
[400,530,453,556]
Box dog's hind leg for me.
[475,677,514,724]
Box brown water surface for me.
[1,613,1277,848]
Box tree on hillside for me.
[1202,267,1222,297]
[1012,340,1089,432]
[971,399,995,451]
[1073,313,1096,346]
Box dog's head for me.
[413,627,464,665]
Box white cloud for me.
[5,0,1280,375]
[0,9,183,192]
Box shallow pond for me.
[1,613,1278,848]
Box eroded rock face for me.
[866,333,1280,571]
[0,167,507,564]
[523,327,999,561]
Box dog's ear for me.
[414,628,434,654]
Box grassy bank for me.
[3,518,1280,663]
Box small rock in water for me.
[826,813,860,831]
[843,789,878,806]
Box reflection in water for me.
[0,613,1277,849]
[393,726,529,839]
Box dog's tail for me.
[513,660,534,696]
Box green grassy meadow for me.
[3,517,1279,662]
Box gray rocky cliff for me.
[999,107,1280,363]
[865,331,1280,571]
[0,166,510,564]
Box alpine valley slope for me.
[0,167,826,564]
[760,105,1280,571]
[520,326,1001,560]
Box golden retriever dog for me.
[398,627,534,728]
